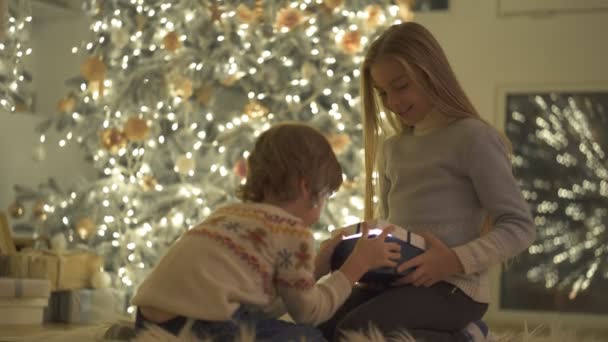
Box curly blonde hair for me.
[237,122,343,204]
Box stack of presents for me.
[0,212,127,325]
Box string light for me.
[13,0,415,308]
[505,92,608,304]
[0,0,33,112]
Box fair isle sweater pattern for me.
[131,202,353,324]
[188,229,274,294]
[187,205,316,293]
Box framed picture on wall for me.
[412,0,449,12]
[488,84,608,328]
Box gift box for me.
[330,221,426,284]
[0,277,51,325]
[0,297,49,325]
[0,212,17,255]
[45,288,127,324]
[0,249,104,291]
[0,277,51,298]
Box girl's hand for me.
[340,223,402,284]
[314,232,345,279]
[392,232,464,287]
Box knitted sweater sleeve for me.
[274,232,352,326]
[452,125,537,274]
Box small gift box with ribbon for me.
[0,277,51,325]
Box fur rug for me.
[4,321,606,342]
[131,322,606,342]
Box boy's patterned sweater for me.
[131,202,352,325]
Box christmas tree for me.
[12,0,414,312]
[0,0,33,113]
[503,92,608,314]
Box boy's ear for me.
[298,178,311,198]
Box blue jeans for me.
[135,307,326,342]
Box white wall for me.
[416,1,608,126]
[0,13,95,212]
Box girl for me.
[131,122,401,341]
[320,22,537,342]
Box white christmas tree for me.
[0,0,33,113]
[12,0,414,310]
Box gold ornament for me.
[8,201,25,219]
[140,175,158,191]
[57,96,75,113]
[236,4,262,24]
[163,31,181,52]
[169,77,193,99]
[243,100,269,119]
[32,200,47,221]
[340,30,362,55]
[124,117,150,142]
[275,7,304,31]
[323,0,343,10]
[221,75,241,87]
[175,155,196,175]
[75,217,96,240]
[80,56,106,82]
[210,3,222,22]
[365,5,383,29]
[88,80,105,97]
[255,0,264,21]
[396,0,415,21]
[327,133,351,155]
[100,128,127,154]
[195,84,213,106]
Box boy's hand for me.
[340,223,402,284]
[392,232,464,287]
[353,223,401,270]
[314,232,345,279]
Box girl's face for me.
[370,57,434,126]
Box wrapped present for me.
[45,288,127,324]
[0,297,49,325]
[0,212,17,255]
[0,277,51,325]
[0,277,51,298]
[0,249,104,291]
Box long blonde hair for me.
[361,22,506,233]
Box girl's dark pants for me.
[318,281,488,342]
